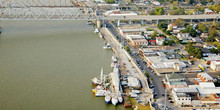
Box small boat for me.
[92,85,103,93]
[105,95,111,103]
[103,43,111,49]
[118,96,123,103]
[111,97,118,105]
[94,28,99,34]
[91,77,101,86]
[98,33,104,38]
[87,21,93,25]
[95,90,106,97]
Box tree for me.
[175,18,185,26]
[186,0,195,5]
[185,42,202,59]
[157,22,168,29]
[197,23,207,33]
[182,25,197,37]
[154,7,164,15]
[151,30,157,38]
[215,5,220,13]
[105,0,115,3]
[209,27,217,38]
[210,48,219,54]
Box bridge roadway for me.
[102,14,220,21]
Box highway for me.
[103,14,220,20]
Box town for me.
[88,0,220,110]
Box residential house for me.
[156,36,165,46]
[165,73,187,89]
[210,60,220,71]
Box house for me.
[192,37,202,43]
[203,44,215,49]
[156,37,165,46]
[200,33,209,38]
[177,33,192,43]
[210,60,220,71]
[167,23,186,33]
[204,8,215,14]
[165,73,187,89]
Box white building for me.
[156,37,165,46]
[210,61,220,71]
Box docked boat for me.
[94,28,99,34]
[118,96,123,103]
[95,90,106,97]
[111,96,118,105]
[92,85,103,93]
[105,95,111,103]
[98,33,104,38]
[103,43,111,49]
[91,68,104,85]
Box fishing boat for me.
[105,95,111,103]
[111,96,118,105]
[103,43,111,49]
[98,33,104,38]
[91,68,104,85]
[94,28,99,34]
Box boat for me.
[95,90,106,97]
[87,21,93,25]
[98,33,104,38]
[105,95,111,103]
[118,96,123,103]
[91,68,104,85]
[111,96,118,105]
[94,28,99,34]
[92,85,103,93]
[103,43,111,49]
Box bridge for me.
[0,0,219,23]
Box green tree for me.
[210,48,219,54]
[105,0,115,3]
[175,18,185,26]
[182,25,197,37]
[154,7,164,15]
[197,23,207,33]
[151,30,157,38]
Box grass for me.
[130,98,151,110]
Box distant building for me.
[156,37,165,46]
[126,35,148,47]
[202,54,220,64]
[204,8,215,14]
[210,60,220,71]
[200,33,209,38]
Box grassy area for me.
[130,98,151,110]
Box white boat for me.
[94,28,99,34]
[95,90,106,97]
[105,95,111,103]
[118,96,123,103]
[87,21,93,25]
[103,43,111,49]
[111,97,118,105]
[98,33,104,38]
[91,68,104,85]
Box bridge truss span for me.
[0,0,97,20]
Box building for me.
[165,73,187,89]
[210,60,220,71]
[172,82,220,106]
[167,23,185,33]
[204,8,216,14]
[177,33,192,43]
[156,37,165,46]
[195,72,214,84]
[126,35,148,47]
[202,54,220,64]
[118,26,145,36]
[200,33,209,38]
[105,10,138,16]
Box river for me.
[0,21,129,110]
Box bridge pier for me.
[117,19,120,27]
[129,19,132,25]
[141,20,145,25]
[97,20,101,28]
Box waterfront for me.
[0,21,127,110]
